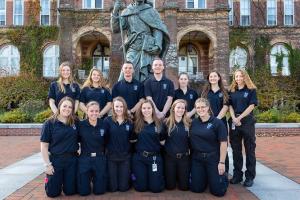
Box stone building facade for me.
[0,0,299,86]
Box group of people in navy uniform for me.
[40,58,258,198]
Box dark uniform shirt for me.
[132,122,164,153]
[229,87,258,115]
[104,116,134,156]
[207,89,228,117]
[78,119,106,154]
[144,75,174,111]
[162,121,189,155]
[190,116,227,153]
[40,119,79,155]
[112,79,144,110]
[174,88,198,112]
[48,81,80,106]
[80,86,112,113]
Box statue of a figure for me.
[111,0,170,82]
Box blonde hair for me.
[82,68,107,88]
[86,101,100,111]
[57,61,75,93]
[195,98,214,116]
[134,99,161,134]
[165,99,191,136]
[229,69,257,92]
[49,97,76,126]
[112,97,131,123]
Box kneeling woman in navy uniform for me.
[40,97,78,198]
[162,99,191,190]
[77,101,107,195]
[132,99,165,193]
[104,97,134,192]
[190,98,228,197]
[228,69,258,187]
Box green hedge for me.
[256,109,300,123]
[33,108,52,123]
[0,109,30,123]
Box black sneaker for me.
[230,176,243,184]
[243,179,254,187]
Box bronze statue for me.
[111,0,170,81]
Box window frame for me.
[240,0,251,26]
[0,0,6,26]
[229,46,248,70]
[228,0,233,26]
[270,44,290,76]
[82,0,104,9]
[284,0,294,26]
[186,0,207,9]
[267,0,277,26]
[40,0,51,26]
[13,0,24,26]
[43,44,60,78]
[0,45,20,76]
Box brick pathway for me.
[256,136,300,184]
[0,136,40,169]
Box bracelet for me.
[44,162,52,167]
[219,161,225,164]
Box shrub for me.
[0,109,30,123]
[33,109,52,123]
[256,109,281,123]
[19,100,46,118]
[282,112,300,123]
[0,73,49,110]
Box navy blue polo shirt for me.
[174,88,198,112]
[48,81,80,106]
[40,119,79,155]
[190,117,227,153]
[78,119,106,154]
[80,86,112,110]
[207,89,228,117]
[162,121,189,155]
[112,79,144,110]
[132,122,164,153]
[229,87,258,115]
[144,75,174,111]
[104,116,134,155]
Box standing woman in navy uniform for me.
[228,69,258,187]
[40,97,78,198]
[77,101,107,195]
[48,62,80,113]
[131,99,165,193]
[190,98,228,197]
[201,71,229,173]
[174,72,198,118]
[104,97,134,192]
[162,99,191,190]
[79,68,112,118]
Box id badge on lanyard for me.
[152,156,157,172]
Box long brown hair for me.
[82,68,107,88]
[112,97,131,123]
[195,98,214,117]
[229,69,257,92]
[201,70,229,104]
[49,96,76,126]
[57,61,76,93]
[165,99,191,136]
[134,99,161,134]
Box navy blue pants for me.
[164,153,190,190]
[107,157,131,192]
[45,155,77,198]
[190,152,228,197]
[132,153,164,193]
[229,115,256,180]
[77,155,107,196]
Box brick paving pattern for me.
[0,136,40,169]
[256,136,300,184]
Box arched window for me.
[230,46,248,70]
[43,44,59,77]
[178,45,199,76]
[270,44,290,76]
[0,45,20,76]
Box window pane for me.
[41,0,50,15]
[0,45,20,76]
[285,15,293,25]
[43,45,59,77]
[0,0,5,10]
[14,15,22,25]
[84,0,91,8]
[41,15,49,25]
[95,0,102,8]
[15,0,22,14]
[198,0,205,8]
[187,0,194,8]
